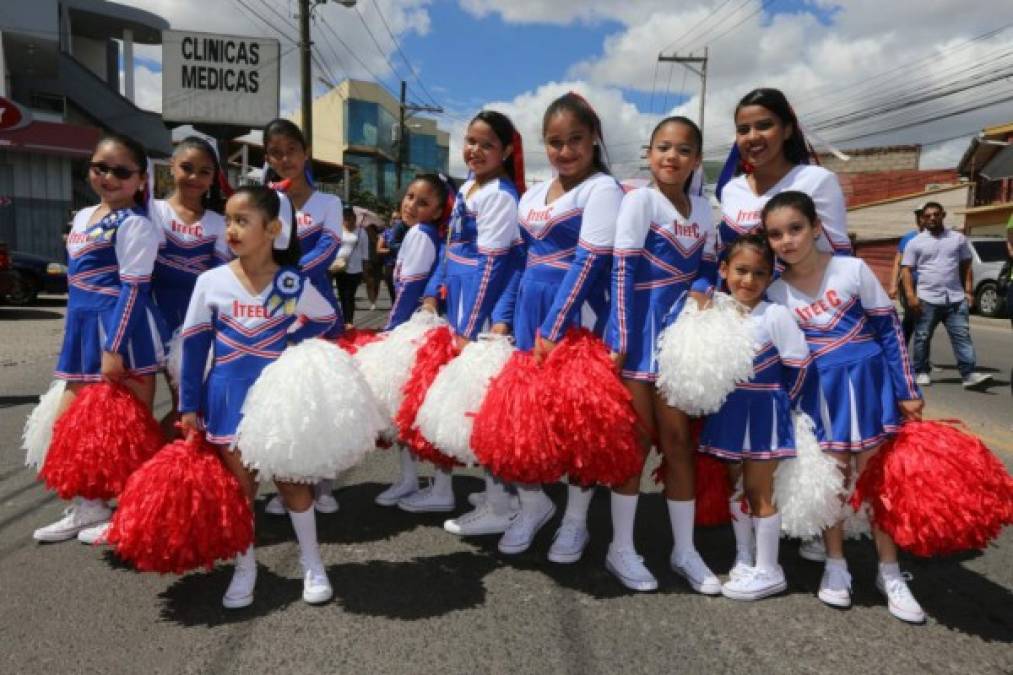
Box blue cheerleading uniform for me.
[699,301,815,461]
[501,173,623,351]
[149,199,229,335]
[767,256,921,453]
[385,222,442,330]
[605,187,717,380]
[294,191,345,337]
[423,177,519,339]
[178,265,337,445]
[56,205,166,382]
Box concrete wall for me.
[71,35,108,83]
[847,185,970,241]
[820,146,921,174]
[0,148,72,259]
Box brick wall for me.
[855,238,902,289]
[838,169,961,207]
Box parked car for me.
[0,241,13,297]
[969,236,1009,318]
[4,250,68,306]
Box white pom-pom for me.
[22,380,66,469]
[774,411,845,538]
[237,339,384,483]
[352,310,446,436]
[655,292,754,415]
[841,470,872,540]
[416,334,515,465]
[165,330,183,387]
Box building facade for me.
[957,122,1013,236]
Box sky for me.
[123,0,1013,180]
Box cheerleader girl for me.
[605,116,720,592]
[377,111,522,519]
[33,133,164,544]
[698,234,813,601]
[261,118,344,516]
[763,191,926,623]
[484,93,623,560]
[717,88,850,257]
[150,136,230,437]
[179,185,338,609]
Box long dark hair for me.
[229,185,301,267]
[761,190,818,228]
[649,115,702,195]
[724,232,775,271]
[735,88,811,165]
[173,136,226,212]
[95,132,149,210]
[543,92,610,175]
[262,118,312,186]
[409,172,457,232]
[470,110,525,194]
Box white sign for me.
[162,30,279,127]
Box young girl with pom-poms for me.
[763,190,926,623]
[697,234,814,601]
[479,93,624,561]
[179,185,338,609]
[261,118,345,516]
[149,135,231,436]
[32,133,165,545]
[375,111,523,519]
[604,115,720,592]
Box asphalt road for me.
[0,296,1010,674]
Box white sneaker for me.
[375,479,419,507]
[369,304,377,311]
[302,566,333,605]
[962,372,993,390]
[264,495,286,515]
[728,553,754,581]
[222,563,257,609]
[444,503,515,536]
[799,537,827,563]
[915,373,932,387]
[468,491,520,510]
[876,571,926,624]
[670,550,721,595]
[77,521,111,545]
[817,561,852,608]
[547,519,590,564]
[606,546,658,592]
[722,565,787,601]
[397,483,455,513]
[315,493,340,514]
[498,498,556,555]
[33,501,111,543]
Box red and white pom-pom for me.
[107,437,253,574]
[544,329,641,487]
[417,335,515,466]
[840,464,872,540]
[854,420,1013,557]
[774,412,846,537]
[40,382,162,500]
[165,330,183,387]
[472,351,567,483]
[334,327,383,355]
[394,326,460,469]
[22,380,66,469]
[656,292,754,416]
[695,451,733,526]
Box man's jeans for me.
[911,299,976,378]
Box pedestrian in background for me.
[888,205,927,344]
[378,210,406,306]
[901,201,992,390]
[363,216,383,311]
[331,205,369,327]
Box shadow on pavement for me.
[0,308,64,320]
[157,565,301,627]
[0,395,43,409]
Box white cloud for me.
[920,136,973,170]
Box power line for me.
[369,0,441,108]
[316,10,400,99]
[353,4,406,89]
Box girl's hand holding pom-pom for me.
[533,335,556,363]
[490,322,510,336]
[610,352,625,371]
[180,412,200,441]
[101,350,126,382]
[422,297,438,313]
[899,399,923,422]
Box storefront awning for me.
[0,120,101,158]
[981,144,1013,181]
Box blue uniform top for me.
[385,222,443,330]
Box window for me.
[346,100,379,147]
[971,239,1007,263]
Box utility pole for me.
[657,47,708,140]
[298,0,313,161]
[395,79,444,192]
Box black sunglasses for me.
[89,162,141,180]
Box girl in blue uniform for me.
[487,93,623,561]
[33,133,165,544]
[262,118,345,516]
[605,116,720,592]
[179,185,338,609]
[698,234,814,601]
[764,190,926,624]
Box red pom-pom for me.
[395,326,461,469]
[544,329,641,487]
[333,328,383,355]
[472,351,567,483]
[107,437,253,574]
[648,419,728,525]
[40,382,163,500]
[854,420,1013,557]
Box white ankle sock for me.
[753,512,781,572]
[432,466,453,496]
[667,499,696,560]
[398,447,418,486]
[486,471,513,515]
[516,483,549,515]
[288,506,324,572]
[562,483,594,524]
[610,491,638,551]
[314,479,334,499]
[730,498,754,564]
[236,544,256,571]
[879,561,901,578]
